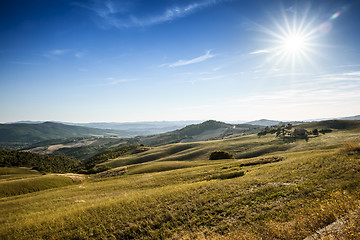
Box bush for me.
[209,151,234,160]
[319,128,332,134]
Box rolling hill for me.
[139,120,264,146]
[17,120,263,159]
[1,119,359,239]
[0,121,126,144]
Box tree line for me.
[0,150,80,173]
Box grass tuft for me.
[339,142,360,155]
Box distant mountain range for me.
[8,120,203,137]
[245,115,360,126]
[67,120,202,136]
[338,115,360,120]
[2,115,359,146]
[245,119,282,126]
[2,116,359,159]
[20,120,264,158]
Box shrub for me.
[209,151,234,160]
[319,128,332,134]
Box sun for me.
[271,23,317,70]
[283,33,306,54]
[256,6,322,71]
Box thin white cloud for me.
[75,51,86,58]
[166,50,215,68]
[50,49,68,55]
[249,49,271,55]
[42,49,87,60]
[42,49,69,60]
[79,0,223,29]
[177,75,226,84]
[343,71,360,76]
[106,77,136,85]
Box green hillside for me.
[0,122,125,144]
[139,120,263,146]
[1,120,359,239]
[22,137,133,160]
[17,120,262,160]
[300,119,360,130]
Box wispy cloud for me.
[178,75,226,84]
[42,49,69,60]
[343,71,360,76]
[78,0,223,29]
[74,51,86,58]
[106,77,136,85]
[50,49,68,55]
[164,50,215,68]
[42,49,87,60]
[249,49,271,55]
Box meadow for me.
[1,121,360,239]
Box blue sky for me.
[1,0,360,123]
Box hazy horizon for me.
[1,0,360,123]
[1,114,358,125]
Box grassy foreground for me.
[1,124,360,239]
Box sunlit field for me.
[1,122,359,239]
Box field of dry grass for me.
[1,122,360,239]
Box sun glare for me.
[283,34,306,54]
[256,6,324,71]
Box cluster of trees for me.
[0,144,151,174]
[209,150,234,160]
[0,150,80,173]
[257,124,332,142]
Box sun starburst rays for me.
[256,7,322,74]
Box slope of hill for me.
[21,137,134,160]
[98,120,360,168]
[0,122,126,144]
[13,120,263,159]
[339,115,360,120]
[246,119,306,126]
[1,120,359,239]
[139,120,263,146]
[299,119,360,130]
